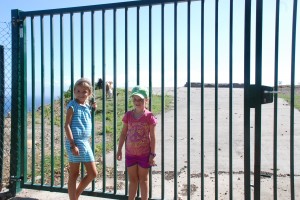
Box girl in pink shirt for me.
[116,86,157,200]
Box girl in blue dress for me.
[64,78,97,200]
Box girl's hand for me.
[149,156,157,166]
[91,102,97,110]
[116,150,122,161]
[89,98,97,110]
[71,146,79,156]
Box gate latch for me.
[249,85,277,108]
[10,176,23,183]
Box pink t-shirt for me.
[123,109,157,157]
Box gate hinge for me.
[10,176,23,183]
[249,85,277,108]
[12,17,23,27]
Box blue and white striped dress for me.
[65,100,95,163]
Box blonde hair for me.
[74,78,93,97]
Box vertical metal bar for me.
[125,8,129,111]
[148,5,153,112]
[30,16,36,185]
[229,0,233,199]
[125,7,129,194]
[290,0,297,199]
[80,10,85,184]
[60,13,65,188]
[200,1,205,199]
[137,6,140,85]
[173,1,178,199]
[254,0,263,199]
[70,13,74,99]
[91,10,96,192]
[244,0,251,199]
[113,8,117,194]
[81,11,84,77]
[161,3,165,199]
[214,0,219,199]
[11,9,26,194]
[0,45,4,189]
[148,5,153,199]
[21,16,28,188]
[273,0,280,199]
[102,10,107,192]
[50,14,55,187]
[187,1,191,199]
[40,15,45,186]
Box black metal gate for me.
[5,0,300,199]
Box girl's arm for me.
[149,124,156,155]
[64,107,79,155]
[149,124,157,166]
[116,123,128,161]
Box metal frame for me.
[8,0,299,199]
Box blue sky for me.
[1,0,299,92]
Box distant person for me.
[64,78,97,200]
[116,86,157,200]
[97,78,103,89]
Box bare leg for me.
[75,162,97,199]
[68,163,80,200]
[127,165,139,200]
[138,166,149,200]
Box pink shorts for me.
[126,154,151,168]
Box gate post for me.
[10,9,26,196]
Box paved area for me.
[9,87,300,199]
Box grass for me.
[278,93,300,111]
[27,86,299,185]
[92,88,173,153]
[64,87,173,153]
[26,87,173,184]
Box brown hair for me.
[74,78,93,97]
